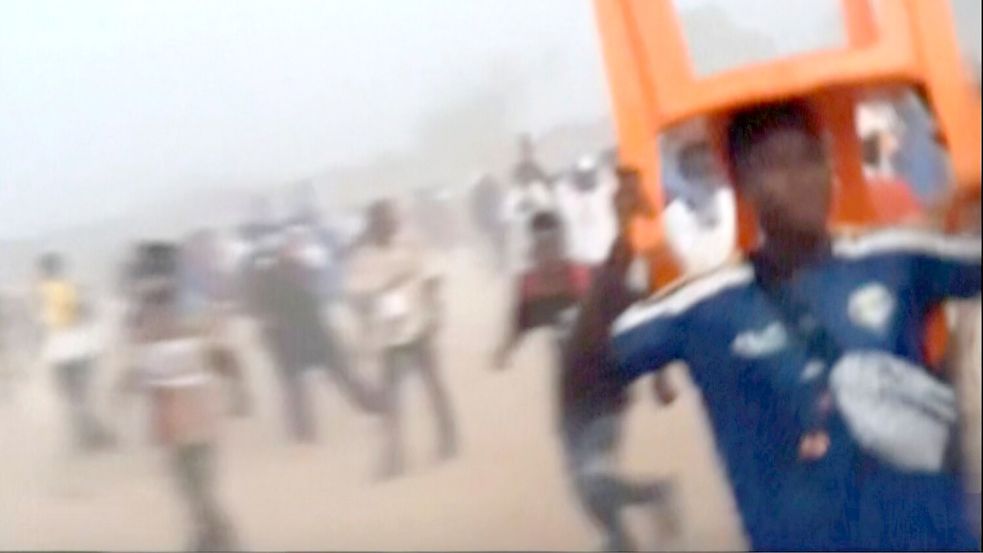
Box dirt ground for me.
[0,250,748,551]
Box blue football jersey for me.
[612,227,981,550]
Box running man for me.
[346,199,458,480]
[566,100,981,550]
[469,173,508,272]
[497,171,678,551]
[116,242,238,551]
[181,229,252,417]
[36,253,115,452]
[244,226,380,443]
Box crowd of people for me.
[3,88,981,552]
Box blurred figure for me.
[180,230,252,417]
[560,167,679,551]
[857,101,923,225]
[346,200,457,480]
[511,133,550,190]
[493,211,591,370]
[891,91,952,206]
[468,173,507,272]
[569,100,981,550]
[413,185,459,252]
[36,253,115,452]
[286,182,350,306]
[116,242,238,552]
[554,156,618,270]
[244,226,378,443]
[503,141,556,276]
[233,194,280,290]
[661,128,737,275]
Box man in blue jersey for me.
[565,99,981,551]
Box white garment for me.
[502,182,555,274]
[136,336,212,389]
[554,174,618,267]
[43,323,103,365]
[663,187,737,275]
[346,233,440,348]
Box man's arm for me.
[894,228,981,302]
[561,239,685,420]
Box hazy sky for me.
[1,0,979,240]
[1,0,611,239]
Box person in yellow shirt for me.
[37,253,114,452]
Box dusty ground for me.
[0,251,747,551]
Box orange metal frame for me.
[595,0,981,286]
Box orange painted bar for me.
[592,0,980,275]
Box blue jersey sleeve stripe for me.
[834,228,981,262]
[612,265,753,336]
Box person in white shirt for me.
[661,136,736,276]
[346,199,458,480]
[502,175,556,276]
[555,156,619,269]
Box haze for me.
[1,0,980,240]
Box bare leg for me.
[413,338,458,460]
[564,414,679,551]
[278,367,315,443]
[377,347,407,480]
[321,322,381,413]
[171,444,237,552]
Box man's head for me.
[529,211,566,265]
[366,199,399,245]
[572,156,599,192]
[38,253,64,279]
[726,100,832,243]
[131,242,180,306]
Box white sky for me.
[0,0,609,239]
[1,0,979,240]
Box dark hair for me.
[725,99,819,174]
[861,134,881,167]
[38,252,64,277]
[132,242,179,280]
[529,210,561,233]
[130,242,181,306]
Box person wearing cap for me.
[115,242,238,551]
[660,123,737,276]
[469,172,508,272]
[503,135,558,276]
[554,155,619,271]
[346,199,458,480]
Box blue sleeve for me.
[611,303,687,382]
[912,233,982,304]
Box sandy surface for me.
[0,251,747,551]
